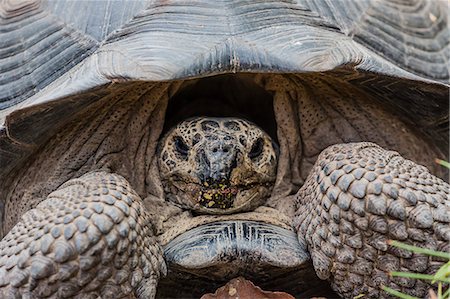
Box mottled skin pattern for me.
[0,117,448,298]
[159,117,277,213]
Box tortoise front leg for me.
[295,142,449,299]
[0,172,165,299]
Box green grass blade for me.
[388,241,450,260]
[432,261,450,283]
[390,271,450,283]
[381,286,421,299]
[353,294,365,299]
[435,158,450,169]
[442,287,450,298]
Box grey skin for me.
[0,117,448,299]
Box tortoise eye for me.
[174,136,189,157]
[249,138,264,159]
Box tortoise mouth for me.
[171,178,272,212]
[198,178,239,209]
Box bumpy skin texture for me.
[159,117,278,214]
[295,142,450,298]
[1,116,448,299]
[0,172,165,299]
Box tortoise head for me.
[158,117,278,214]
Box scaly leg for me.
[295,142,449,298]
[0,171,165,299]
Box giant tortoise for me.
[0,0,449,298]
